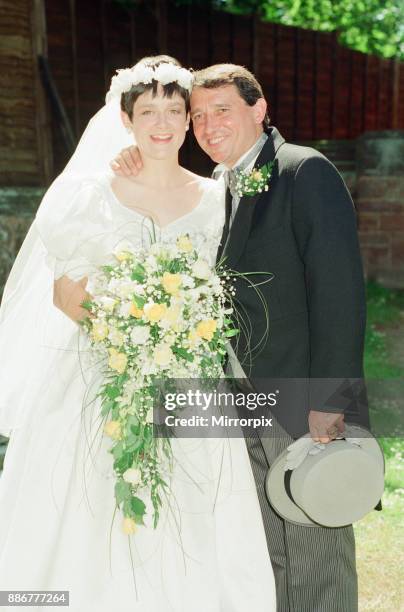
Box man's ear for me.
[253,98,267,125]
[120,110,132,133]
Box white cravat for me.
[213,132,268,227]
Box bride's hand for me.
[110,145,143,177]
[53,275,93,323]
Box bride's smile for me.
[122,84,189,162]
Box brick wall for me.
[356,131,404,287]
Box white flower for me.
[176,67,194,91]
[192,259,212,280]
[209,276,222,292]
[188,287,203,301]
[106,66,154,102]
[119,302,132,318]
[154,63,181,85]
[107,64,194,103]
[170,294,185,308]
[141,359,158,376]
[153,64,193,91]
[99,296,116,313]
[108,328,125,347]
[153,344,173,367]
[145,255,158,271]
[123,467,142,485]
[181,274,195,288]
[130,326,150,345]
[107,68,134,101]
[115,281,139,299]
[146,407,154,424]
[132,64,154,85]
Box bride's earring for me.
[185,124,190,131]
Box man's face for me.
[190,84,266,168]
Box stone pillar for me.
[356,130,404,288]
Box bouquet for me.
[80,234,238,534]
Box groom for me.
[112,64,367,611]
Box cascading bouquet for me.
[80,233,238,535]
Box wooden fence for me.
[44,1,404,178]
[1,0,403,184]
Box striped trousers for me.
[245,432,358,612]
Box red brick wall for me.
[356,132,404,287]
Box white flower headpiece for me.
[106,63,194,103]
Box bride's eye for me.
[142,110,153,116]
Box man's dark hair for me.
[120,55,190,119]
[193,63,270,129]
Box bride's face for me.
[123,84,189,160]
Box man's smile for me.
[207,136,226,145]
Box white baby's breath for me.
[82,232,238,534]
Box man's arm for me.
[53,275,92,323]
[291,154,367,442]
[110,146,143,177]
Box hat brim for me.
[265,426,385,527]
[265,450,318,526]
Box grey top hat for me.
[265,425,385,528]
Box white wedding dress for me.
[0,174,276,612]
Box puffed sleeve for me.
[35,176,109,281]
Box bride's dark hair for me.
[120,55,191,118]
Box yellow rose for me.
[122,517,137,535]
[115,251,132,262]
[177,235,193,253]
[161,272,182,296]
[144,302,167,323]
[251,170,263,181]
[153,344,173,367]
[129,303,143,318]
[104,420,122,440]
[196,319,217,341]
[108,347,127,373]
[91,321,109,342]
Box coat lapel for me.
[216,187,233,264]
[223,127,285,271]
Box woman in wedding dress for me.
[0,56,276,611]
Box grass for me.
[355,282,404,611]
[364,281,404,379]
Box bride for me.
[0,55,276,611]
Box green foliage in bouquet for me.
[80,234,239,535]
